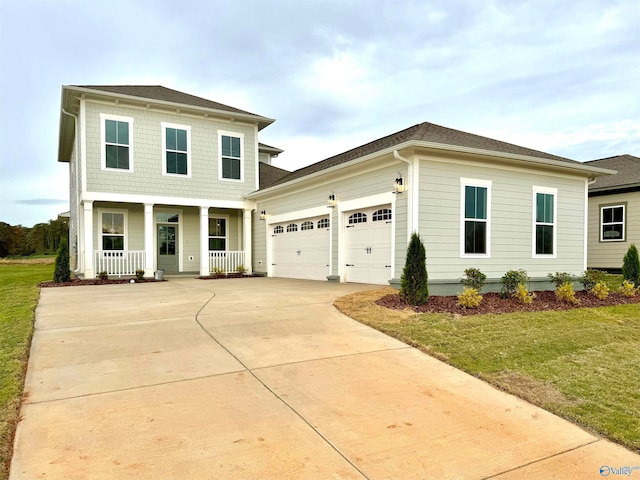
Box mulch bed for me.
[40,278,164,287]
[376,290,640,316]
[197,274,248,280]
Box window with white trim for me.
[163,123,190,176]
[219,132,243,181]
[208,218,227,251]
[461,179,491,256]
[533,187,557,256]
[600,205,625,241]
[101,114,133,171]
[101,212,125,250]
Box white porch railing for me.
[209,251,245,273]
[94,250,146,276]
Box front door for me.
[157,225,179,272]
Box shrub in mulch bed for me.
[376,290,640,316]
[40,278,164,287]
[197,273,249,280]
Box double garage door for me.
[271,215,330,281]
[270,205,392,285]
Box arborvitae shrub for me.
[400,232,429,306]
[53,238,71,283]
[622,244,640,286]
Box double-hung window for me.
[162,123,190,176]
[100,211,126,251]
[533,187,557,257]
[219,132,243,181]
[600,204,625,241]
[461,179,491,257]
[101,114,133,171]
[208,217,227,251]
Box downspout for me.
[61,107,81,274]
[584,176,597,272]
[393,150,416,237]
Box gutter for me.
[61,107,81,275]
[247,140,617,199]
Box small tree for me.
[400,232,429,305]
[622,244,640,286]
[53,237,71,283]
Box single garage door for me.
[345,205,392,284]
[271,216,330,281]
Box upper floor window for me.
[600,204,625,242]
[533,187,557,257]
[100,211,126,250]
[101,114,133,171]
[461,179,491,257]
[219,132,243,181]
[163,123,190,176]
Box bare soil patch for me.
[377,290,640,316]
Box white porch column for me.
[243,208,252,274]
[200,207,209,277]
[144,203,154,277]
[83,201,95,279]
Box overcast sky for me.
[1,0,638,227]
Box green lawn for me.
[335,289,640,452]
[0,262,53,479]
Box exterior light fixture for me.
[327,193,337,208]
[392,173,406,194]
[259,210,267,220]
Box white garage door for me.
[345,205,392,285]
[271,216,330,281]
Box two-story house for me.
[59,85,614,293]
[58,85,275,279]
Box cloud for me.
[15,199,68,206]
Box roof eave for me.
[62,85,276,130]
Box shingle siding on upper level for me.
[83,100,258,201]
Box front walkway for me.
[10,278,640,479]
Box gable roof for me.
[261,121,592,189]
[584,154,640,193]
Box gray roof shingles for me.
[264,121,580,189]
[585,154,640,191]
[259,163,291,189]
[74,85,265,118]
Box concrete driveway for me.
[10,277,639,479]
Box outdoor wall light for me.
[392,173,406,194]
[259,210,267,220]
[327,193,337,208]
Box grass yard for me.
[0,260,53,479]
[335,288,640,452]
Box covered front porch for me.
[77,200,254,279]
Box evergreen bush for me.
[622,244,640,286]
[400,232,429,305]
[53,238,71,283]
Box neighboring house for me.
[585,155,640,272]
[58,85,614,293]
